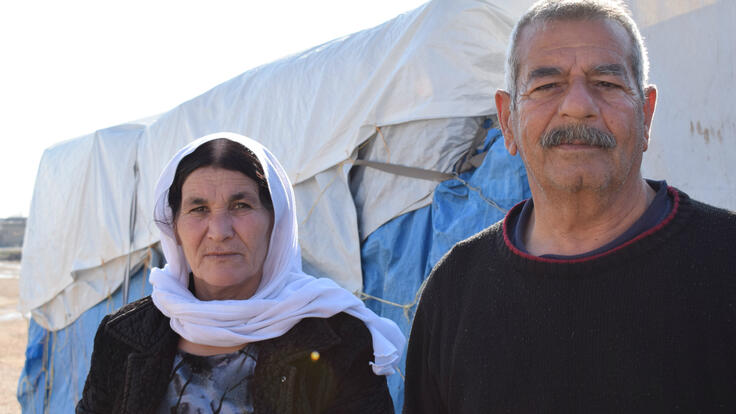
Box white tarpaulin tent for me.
[20,0,517,330]
[17,0,736,411]
[20,0,736,331]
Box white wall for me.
[632,0,735,209]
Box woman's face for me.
[175,166,274,300]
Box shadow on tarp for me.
[362,128,531,412]
[17,257,155,414]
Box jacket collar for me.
[105,296,177,354]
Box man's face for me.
[496,19,656,195]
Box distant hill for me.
[0,217,25,248]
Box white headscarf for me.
[149,132,404,375]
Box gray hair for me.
[505,0,649,109]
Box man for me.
[404,0,736,412]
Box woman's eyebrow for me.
[229,192,258,203]
[183,197,207,206]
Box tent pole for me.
[123,162,139,305]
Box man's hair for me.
[505,0,649,108]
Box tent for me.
[17,0,735,412]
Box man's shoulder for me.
[422,220,506,294]
[444,220,505,263]
[675,187,736,229]
[686,194,736,221]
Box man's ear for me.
[641,85,657,151]
[495,90,518,156]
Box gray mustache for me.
[540,124,617,148]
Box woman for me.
[77,132,404,414]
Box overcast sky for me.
[0,0,427,218]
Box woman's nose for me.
[207,211,234,240]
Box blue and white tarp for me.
[18,128,529,412]
[18,257,156,414]
[362,127,530,411]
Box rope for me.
[452,173,507,214]
[375,126,391,163]
[358,276,430,323]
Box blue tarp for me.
[362,127,530,412]
[18,262,154,413]
[18,128,529,413]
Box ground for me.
[0,261,25,414]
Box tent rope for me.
[375,126,391,163]
[451,173,507,214]
[358,276,429,323]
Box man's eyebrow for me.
[591,63,628,78]
[526,66,562,83]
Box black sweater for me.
[404,187,736,413]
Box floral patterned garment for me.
[158,344,258,414]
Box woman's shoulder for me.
[103,296,160,327]
[262,312,372,361]
[321,312,372,346]
[98,296,174,351]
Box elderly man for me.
[403,0,736,412]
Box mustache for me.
[540,124,617,149]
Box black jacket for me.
[77,296,393,414]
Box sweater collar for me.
[498,186,692,274]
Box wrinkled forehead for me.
[516,18,635,79]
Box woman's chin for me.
[192,271,262,300]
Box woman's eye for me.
[233,202,252,210]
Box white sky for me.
[0,0,427,218]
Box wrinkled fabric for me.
[149,132,404,375]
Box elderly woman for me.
[77,133,404,414]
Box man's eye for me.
[189,206,208,213]
[596,81,620,88]
[528,83,560,95]
[535,83,558,91]
[233,202,252,210]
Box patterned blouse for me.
[158,344,258,414]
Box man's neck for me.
[525,178,656,256]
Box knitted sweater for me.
[76,297,393,414]
[404,187,736,413]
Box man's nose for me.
[207,210,234,240]
[558,79,599,120]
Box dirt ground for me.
[0,261,25,414]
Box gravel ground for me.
[0,261,25,414]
